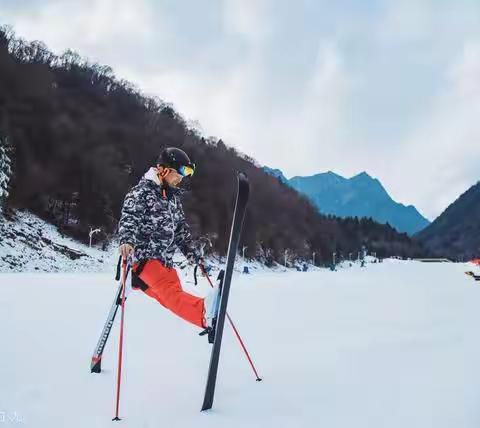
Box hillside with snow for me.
[0,211,115,272]
[1,259,480,427]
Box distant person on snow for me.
[118,147,218,331]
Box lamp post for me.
[242,245,249,274]
[333,252,336,267]
[312,252,316,266]
[284,249,288,269]
[89,227,101,248]
[200,236,213,258]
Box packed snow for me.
[1,259,480,427]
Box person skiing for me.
[118,147,218,331]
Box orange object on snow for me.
[471,259,480,266]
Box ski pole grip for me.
[193,265,198,286]
[115,255,122,281]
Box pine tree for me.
[0,136,13,213]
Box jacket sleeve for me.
[118,186,145,247]
[174,203,201,264]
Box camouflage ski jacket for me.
[118,168,200,267]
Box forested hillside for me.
[416,181,480,260]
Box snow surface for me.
[1,259,480,427]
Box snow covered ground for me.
[0,211,115,273]
[1,259,480,427]
[0,210,288,274]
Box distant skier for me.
[118,147,218,331]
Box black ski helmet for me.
[157,147,194,171]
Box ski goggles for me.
[177,164,195,177]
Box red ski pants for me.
[134,259,206,328]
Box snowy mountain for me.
[1,259,479,427]
[265,167,430,235]
[416,181,480,260]
[0,210,115,272]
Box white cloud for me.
[376,0,435,44]
[450,42,480,97]
[384,40,480,219]
[222,0,274,42]
[6,0,155,63]
[268,40,351,177]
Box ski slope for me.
[1,260,480,427]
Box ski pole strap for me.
[134,259,147,276]
[131,272,149,291]
[194,265,198,286]
[116,263,132,305]
[115,255,122,281]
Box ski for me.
[90,260,130,373]
[201,172,250,411]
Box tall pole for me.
[312,252,316,266]
[284,249,288,269]
[200,265,261,381]
[89,227,101,248]
[112,260,128,421]
[242,245,247,259]
[201,237,213,257]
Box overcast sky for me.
[2,0,480,220]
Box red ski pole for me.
[112,259,129,421]
[200,264,262,381]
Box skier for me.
[118,147,219,331]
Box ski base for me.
[201,172,250,411]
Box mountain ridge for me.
[266,167,430,235]
[415,181,480,260]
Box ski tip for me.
[201,397,214,412]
